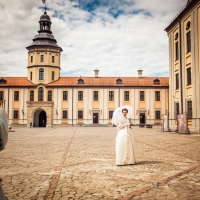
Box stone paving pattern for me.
[0,127,200,200]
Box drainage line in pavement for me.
[44,129,76,200]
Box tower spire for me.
[42,0,47,14]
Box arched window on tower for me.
[38,87,44,101]
[30,90,34,101]
[39,68,44,80]
[48,90,52,101]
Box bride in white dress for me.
[116,108,136,166]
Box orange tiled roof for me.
[0,77,169,87]
[0,77,34,86]
[47,77,169,87]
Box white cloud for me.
[0,0,186,77]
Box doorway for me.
[93,113,99,124]
[33,109,47,127]
[140,113,146,124]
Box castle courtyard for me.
[0,127,200,200]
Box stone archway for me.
[33,109,47,127]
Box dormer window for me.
[153,78,160,85]
[0,78,7,84]
[116,78,122,84]
[78,79,84,84]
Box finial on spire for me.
[42,0,47,14]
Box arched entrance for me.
[33,109,47,127]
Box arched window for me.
[77,79,84,84]
[30,90,34,101]
[38,87,44,101]
[48,90,52,101]
[39,68,44,80]
[116,78,122,84]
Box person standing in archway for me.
[42,119,45,127]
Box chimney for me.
[137,69,143,78]
[94,68,99,78]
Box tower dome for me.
[26,11,62,51]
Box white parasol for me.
[112,105,134,126]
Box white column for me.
[146,89,150,122]
[84,89,88,124]
[162,89,165,116]
[130,89,135,119]
[150,89,154,124]
[57,88,62,124]
[68,88,72,125]
[135,89,139,124]
[53,88,58,124]
[100,89,104,124]
[88,89,92,124]
[73,88,77,124]
[103,89,108,124]
[9,89,13,124]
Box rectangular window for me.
[175,102,179,119]
[0,91,4,101]
[187,67,191,85]
[109,111,114,119]
[63,91,68,101]
[187,101,192,119]
[52,71,55,81]
[48,91,52,101]
[30,91,34,101]
[124,91,129,101]
[140,91,145,101]
[109,91,114,101]
[78,91,83,101]
[186,31,191,53]
[14,110,18,119]
[155,91,160,101]
[155,111,160,119]
[52,56,55,63]
[31,56,33,63]
[30,72,32,81]
[93,91,98,101]
[14,91,19,101]
[175,73,179,89]
[78,110,83,119]
[62,110,68,119]
[41,55,44,62]
[175,41,179,60]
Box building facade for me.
[0,11,169,127]
[165,0,200,132]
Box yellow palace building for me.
[0,11,169,127]
[165,0,200,132]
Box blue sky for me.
[0,0,186,77]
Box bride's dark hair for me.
[122,108,128,113]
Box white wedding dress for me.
[116,116,136,165]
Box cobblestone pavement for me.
[1,127,200,200]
